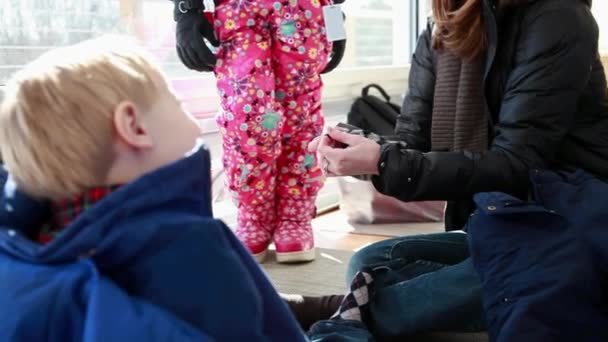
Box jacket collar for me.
[0,175,50,239]
[0,140,213,265]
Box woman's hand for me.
[308,127,381,177]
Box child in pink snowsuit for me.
[214,0,332,263]
[173,0,336,263]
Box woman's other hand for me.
[309,127,381,177]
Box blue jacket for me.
[0,143,306,342]
[468,169,608,342]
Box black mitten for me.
[321,39,346,74]
[321,1,346,74]
[173,0,220,72]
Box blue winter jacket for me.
[468,169,608,342]
[0,143,306,342]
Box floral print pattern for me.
[214,0,331,254]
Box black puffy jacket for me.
[373,0,608,229]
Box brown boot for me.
[280,293,345,330]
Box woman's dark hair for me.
[432,0,486,60]
[432,0,591,60]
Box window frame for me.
[1,0,420,116]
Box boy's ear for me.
[112,101,154,149]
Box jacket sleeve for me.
[374,5,598,201]
[394,22,435,152]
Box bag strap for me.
[362,84,391,102]
[321,39,346,74]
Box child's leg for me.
[214,2,280,262]
[271,0,332,262]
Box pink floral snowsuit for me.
[213,0,331,260]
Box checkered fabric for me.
[38,186,120,244]
[332,270,375,322]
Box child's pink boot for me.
[274,199,316,263]
[235,203,275,263]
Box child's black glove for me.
[173,0,219,72]
[321,39,345,74]
[320,0,346,74]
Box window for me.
[0,0,182,83]
[2,1,606,100]
[0,1,122,84]
[418,0,432,34]
[340,0,410,68]
[417,1,608,53]
[1,0,414,119]
[1,0,413,80]
[592,2,608,53]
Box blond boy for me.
[0,36,304,341]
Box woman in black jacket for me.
[305,0,608,340]
[317,0,607,228]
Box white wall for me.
[592,2,608,52]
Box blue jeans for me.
[309,232,485,341]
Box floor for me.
[313,208,444,251]
[314,220,388,251]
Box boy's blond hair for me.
[0,36,167,199]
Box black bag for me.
[346,84,400,136]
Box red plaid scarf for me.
[38,186,120,244]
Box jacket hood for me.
[0,140,212,265]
